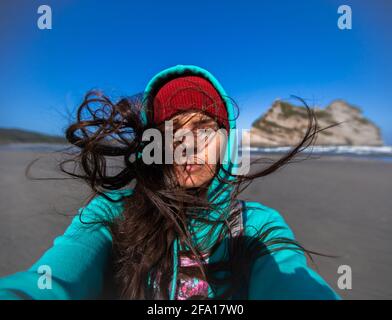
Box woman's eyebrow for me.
[172,115,218,131]
[194,118,218,128]
[197,117,215,124]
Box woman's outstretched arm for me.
[0,190,129,300]
[244,202,341,300]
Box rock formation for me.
[243,100,383,147]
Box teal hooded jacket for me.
[0,65,340,300]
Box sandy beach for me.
[0,147,391,299]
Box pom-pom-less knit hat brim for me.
[152,75,229,130]
[143,65,231,131]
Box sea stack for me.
[243,99,383,147]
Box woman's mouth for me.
[185,164,203,173]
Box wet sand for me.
[0,149,391,299]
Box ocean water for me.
[1,143,392,162]
[240,145,392,162]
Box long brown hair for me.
[38,87,338,299]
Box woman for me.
[0,64,340,300]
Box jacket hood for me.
[142,65,239,299]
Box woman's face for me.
[170,112,224,189]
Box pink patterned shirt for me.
[175,254,210,300]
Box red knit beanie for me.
[153,75,229,130]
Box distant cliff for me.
[0,128,66,144]
[243,100,383,147]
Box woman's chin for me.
[180,180,203,188]
[178,175,210,189]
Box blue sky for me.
[1,0,391,144]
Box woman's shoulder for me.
[60,188,134,243]
[75,188,134,224]
[241,201,295,240]
[241,200,341,300]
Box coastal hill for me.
[0,128,66,144]
[243,100,383,147]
